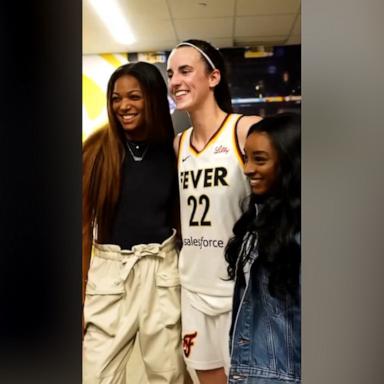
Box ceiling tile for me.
[168,0,235,18]
[236,0,300,16]
[234,36,287,46]
[175,17,233,40]
[130,19,176,40]
[83,0,176,54]
[291,14,301,35]
[286,35,301,45]
[120,0,171,19]
[83,40,129,55]
[83,1,104,36]
[84,39,180,55]
[235,15,296,36]
[209,37,234,48]
[127,40,179,52]
[83,0,301,54]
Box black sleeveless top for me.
[107,142,177,250]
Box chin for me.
[252,187,266,195]
[123,125,137,131]
[175,103,189,112]
[122,126,141,136]
[175,99,194,112]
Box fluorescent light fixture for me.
[90,0,135,45]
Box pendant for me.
[126,142,148,162]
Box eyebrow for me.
[112,89,142,94]
[167,64,193,73]
[244,149,269,156]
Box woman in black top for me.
[82,62,185,383]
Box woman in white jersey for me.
[167,39,262,384]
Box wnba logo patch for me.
[182,331,197,357]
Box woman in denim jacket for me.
[225,113,301,383]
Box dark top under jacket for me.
[107,141,177,250]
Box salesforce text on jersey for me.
[183,236,224,249]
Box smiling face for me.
[167,46,218,112]
[244,131,280,196]
[111,74,146,140]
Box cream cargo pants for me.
[83,230,185,383]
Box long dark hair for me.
[225,113,301,299]
[176,39,233,114]
[82,62,174,285]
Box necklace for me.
[126,140,149,162]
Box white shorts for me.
[181,288,232,374]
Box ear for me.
[208,69,221,88]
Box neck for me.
[188,102,227,143]
[124,129,147,142]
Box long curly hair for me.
[225,113,301,299]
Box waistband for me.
[93,229,177,261]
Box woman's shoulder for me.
[236,114,263,150]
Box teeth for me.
[175,90,188,97]
[122,114,136,122]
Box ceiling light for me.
[90,0,135,45]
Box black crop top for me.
[107,142,177,250]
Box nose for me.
[119,97,131,112]
[168,72,181,90]
[244,161,256,176]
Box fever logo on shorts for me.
[182,331,197,358]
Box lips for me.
[120,113,137,123]
[249,178,263,186]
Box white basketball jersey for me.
[177,114,251,297]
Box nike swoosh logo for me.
[182,155,191,162]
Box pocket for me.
[84,256,125,336]
[156,272,180,287]
[156,272,181,326]
[86,253,124,292]
[260,272,287,318]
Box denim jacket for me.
[228,233,301,384]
